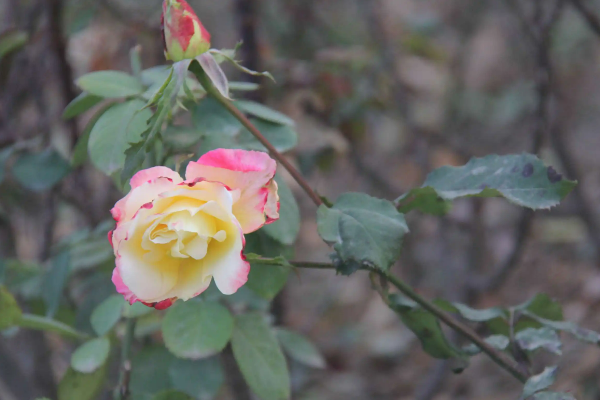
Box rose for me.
[161,0,211,62]
[109,149,279,309]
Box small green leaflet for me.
[318,193,409,274]
[521,366,558,400]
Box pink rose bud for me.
[162,0,211,62]
[109,149,280,309]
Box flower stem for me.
[114,318,137,400]
[287,260,529,383]
[192,63,323,207]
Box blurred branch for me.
[98,0,159,33]
[470,0,565,293]
[570,0,600,37]
[47,0,78,147]
[114,318,136,400]
[222,345,253,400]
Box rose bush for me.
[109,149,279,309]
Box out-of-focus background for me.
[2,0,600,399]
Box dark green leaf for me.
[12,149,71,191]
[163,126,203,151]
[0,285,22,329]
[163,301,234,359]
[234,100,295,126]
[192,97,242,137]
[0,30,28,60]
[521,366,558,400]
[232,313,290,400]
[90,294,124,336]
[42,251,70,318]
[317,193,409,273]
[397,154,577,214]
[76,71,144,98]
[262,174,301,245]
[169,357,224,400]
[63,92,103,120]
[276,328,326,369]
[130,346,175,398]
[151,391,194,400]
[58,364,107,400]
[462,334,510,356]
[516,294,564,332]
[389,295,465,361]
[71,337,110,373]
[244,233,293,300]
[516,327,562,355]
[18,314,86,339]
[123,302,152,319]
[88,100,150,175]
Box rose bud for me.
[162,0,211,62]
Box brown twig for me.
[284,260,529,383]
[570,0,600,37]
[192,64,323,207]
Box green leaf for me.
[244,233,293,300]
[523,312,600,345]
[397,154,577,214]
[208,49,275,82]
[0,30,28,60]
[71,103,114,167]
[231,313,290,400]
[529,392,576,400]
[90,294,124,336]
[516,327,562,355]
[130,346,175,398]
[262,174,301,245]
[389,295,465,361]
[169,357,224,400]
[238,119,298,153]
[196,53,229,99]
[462,334,510,356]
[12,149,71,191]
[192,97,242,137]
[88,100,151,175]
[229,82,260,91]
[42,251,71,318]
[123,301,153,319]
[521,366,558,400]
[58,364,107,400]
[151,391,194,400]
[276,328,326,369]
[63,92,103,120]
[71,337,110,373]
[76,71,144,98]
[437,300,507,322]
[163,301,234,359]
[317,193,409,273]
[0,285,22,329]
[18,314,87,339]
[234,100,295,126]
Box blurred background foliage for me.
[2,0,600,399]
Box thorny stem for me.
[115,319,137,400]
[192,64,324,208]
[284,260,529,383]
